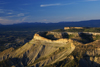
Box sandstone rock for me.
[34,31,73,43]
[64,27,84,30]
[0,31,75,67]
[0,47,14,61]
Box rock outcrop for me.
[0,31,75,67]
[64,27,84,30]
[79,48,100,67]
[34,32,72,43]
[0,47,14,61]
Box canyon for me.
[0,31,75,67]
[1,30,100,67]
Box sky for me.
[0,0,100,25]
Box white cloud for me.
[17,13,24,17]
[0,9,14,14]
[40,3,75,7]
[40,3,61,7]
[6,13,27,18]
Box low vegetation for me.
[0,31,35,51]
[52,27,100,32]
[1,27,100,67]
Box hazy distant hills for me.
[0,20,100,31]
[13,19,100,27]
[0,23,2,26]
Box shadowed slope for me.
[0,31,75,67]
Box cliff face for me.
[0,31,75,67]
[64,27,84,30]
[79,49,100,67]
[0,47,14,61]
[34,32,72,43]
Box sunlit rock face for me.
[34,31,73,43]
[0,31,75,67]
[64,27,84,30]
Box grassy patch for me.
[52,29,65,32]
[93,35,100,40]
[68,34,75,39]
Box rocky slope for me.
[0,31,75,67]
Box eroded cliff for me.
[0,31,75,67]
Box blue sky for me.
[0,0,100,25]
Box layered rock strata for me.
[0,31,75,67]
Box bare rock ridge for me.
[64,27,84,30]
[34,31,73,43]
[0,31,75,67]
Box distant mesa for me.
[34,31,73,43]
[64,27,84,30]
[0,31,75,67]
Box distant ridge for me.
[0,20,100,31]
[12,19,100,27]
[0,23,2,26]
